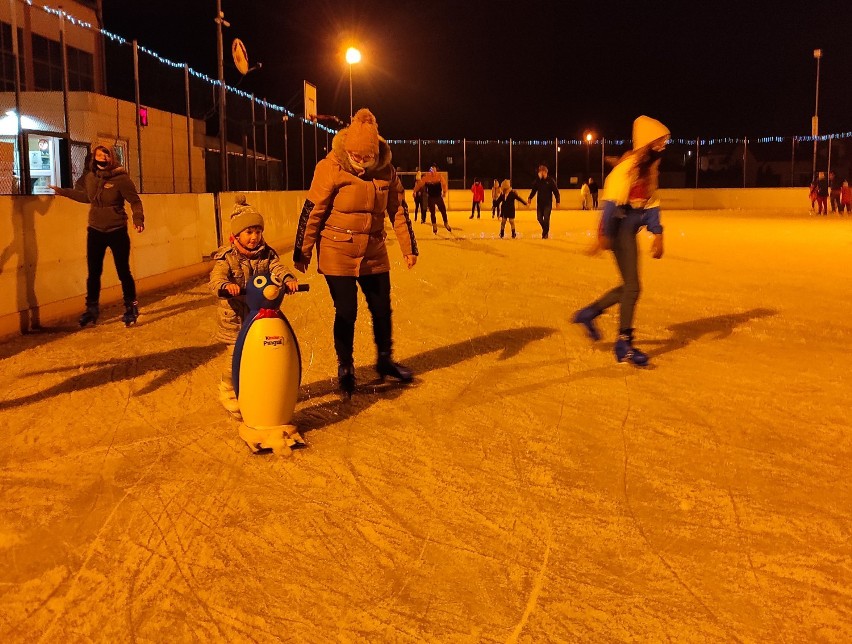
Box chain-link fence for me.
[1,1,850,195]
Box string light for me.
[26,2,852,144]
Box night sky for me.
[102,0,851,141]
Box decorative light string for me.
[29,2,852,144]
[35,1,338,134]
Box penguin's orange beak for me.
[263,284,280,301]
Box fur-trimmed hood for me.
[330,129,393,178]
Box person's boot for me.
[338,362,356,398]
[78,303,99,327]
[218,381,242,418]
[432,224,438,234]
[122,300,139,326]
[572,306,601,341]
[614,329,649,366]
[444,222,452,232]
[376,352,413,383]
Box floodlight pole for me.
[216,1,230,191]
[812,49,822,180]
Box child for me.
[469,177,485,219]
[572,115,669,366]
[491,179,501,218]
[210,194,299,416]
[496,179,528,239]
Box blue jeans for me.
[536,203,553,237]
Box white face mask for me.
[348,153,376,174]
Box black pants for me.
[536,203,553,237]
[414,195,424,222]
[591,193,599,209]
[588,211,641,331]
[324,272,392,365]
[830,191,841,213]
[471,202,481,218]
[427,195,449,226]
[86,226,136,306]
[491,199,499,217]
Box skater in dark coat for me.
[423,164,451,234]
[528,165,560,239]
[815,172,828,215]
[293,108,418,396]
[572,116,669,366]
[496,179,528,238]
[50,145,144,327]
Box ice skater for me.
[423,164,451,234]
[491,179,501,218]
[528,164,560,239]
[572,115,669,366]
[50,145,144,327]
[293,108,418,397]
[412,170,426,223]
[210,195,299,417]
[470,178,485,219]
[496,179,528,239]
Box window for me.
[31,33,94,92]
[0,21,25,91]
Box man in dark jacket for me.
[829,170,843,214]
[528,165,560,239]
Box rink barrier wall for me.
[445,187,807,211]
[0,187,802,340]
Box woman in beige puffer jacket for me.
[293,108,417,396]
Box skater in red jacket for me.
[469,178,485,219]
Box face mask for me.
[348,153,376,174]
[95,160,109,170]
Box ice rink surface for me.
[1,207,850,642]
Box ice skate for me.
[78,303,99,327]
[218,381,242,418]
[614,330,649,366]
[572,306,602,341]
[444,223,452,232]
[376,353,413,383]
[122,301,139,326]
[338,363,356,398]
[432,224,438,234]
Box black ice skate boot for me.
[122,300,139,326]
[78,303,99,327]
[338,362,356,398]
[376,352,413,383]
[571,306,601,341]
[614,329,649,366]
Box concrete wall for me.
[0,186,806,340]
[0,192,216,338]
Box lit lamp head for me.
[345,47,361,65]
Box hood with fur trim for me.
[331,128,393,178]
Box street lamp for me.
[812,48,822,180]
[584,131,594,178]
[345,46,361,121]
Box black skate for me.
[376,353,413,383]
[78,304,99,327]
[122,301,139,327]
[614,330,649,366]
[338,363,356,399]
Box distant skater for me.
[815,172,828,215]
[588,177,599,208]
[528,164,560,239]
[496,179,528,239]
[423,164,451,234]
[491,179,501,218]
[572,115,669,366]
[469,178,485,219]
[413,170,426,223]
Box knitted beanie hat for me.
[230,194,264,235]
[344,108,380,157]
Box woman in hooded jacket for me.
[293,109,418,396]
[572,116,669,366]
[51,145,144,327]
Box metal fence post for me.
[59,12,72,187]
[283,115,289,190]
[300,119,305,190]
[743,137,747,188]
[185,64,193,192]
[695,139,699,188]
[132,39,143,192]
[462,138,466,189]
[10,0,28,194]
[263,99,268,190]
[791,137,795,187]
[509,138,513,184]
